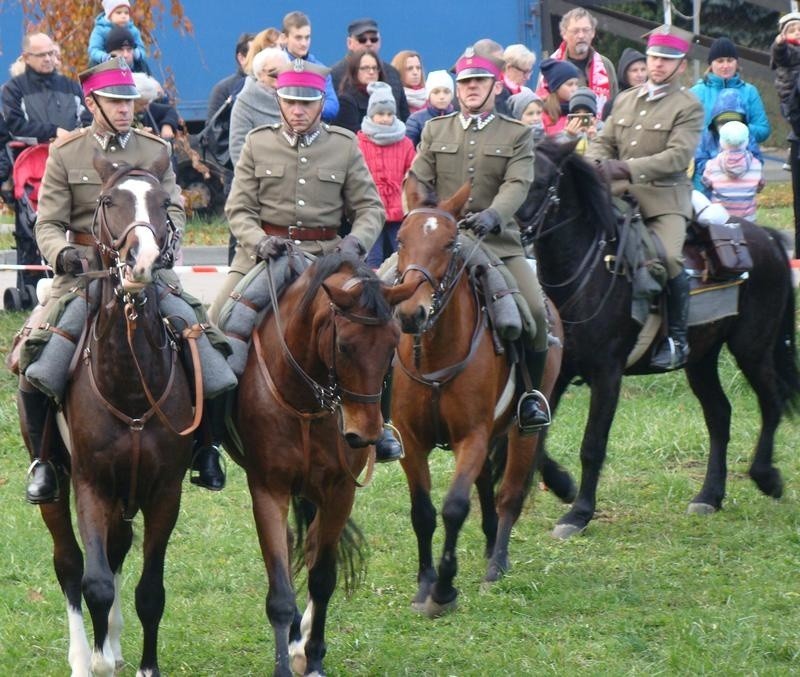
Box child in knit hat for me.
[405,70,455,147]
[701,120,764,219]
[507,89,544,144]
[88,1,147,67]
[562,86,601,153]
[536,58,580,136]
[357,81,417,267]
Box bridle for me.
[264,255,386,417]
[89,167,178,295]
[394,207,485,333]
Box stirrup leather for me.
[517,389,551,434]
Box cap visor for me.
[277,87,323,101]
[91,85,140,99]
[455,69,495,81]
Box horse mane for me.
[536,138,618,239]
[297,252,392,321]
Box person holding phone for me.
[563,86,601,153]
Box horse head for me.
[393,174,471,334]
[93,148,174,293]
[300,255,412,448]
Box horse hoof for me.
[482,561,507,585]
[422,594,457,619]
[551,522,585,540]
[410,599,426,614]
[687,502,717,515]
[750,467,784,499]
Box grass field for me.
[0,291,798,675]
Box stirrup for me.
[517,390,551,435]
[651,337,688,371]
[376,421,404,462]
[25,459,60,505]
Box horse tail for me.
[290,495,367,596]
[767,229,800,416]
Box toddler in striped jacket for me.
[701,120,764,219]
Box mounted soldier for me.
[585,25,704,370]
[19,58,230,503]
[408,47,551,432]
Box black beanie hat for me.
[707,37,737,64]
[105,26,136,53]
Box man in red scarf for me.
[539,8,617,120]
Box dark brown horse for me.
[388,178,563,617]
[521,139,800,538]
[19,151,196,675]
[227,252,412,675]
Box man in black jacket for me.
[2,32,89,144]
[329,18,410,121]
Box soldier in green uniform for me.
[23,58,225,503]
[585,25,704,370]
[409,48,551,432]
[209,59,405,461]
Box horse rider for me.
[585,25,704,370]
[22,58,226,503]
[408,47,551,432]
[207,59,406,461]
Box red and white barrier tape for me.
[0,264,230,273]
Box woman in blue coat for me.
[690,37,771,147]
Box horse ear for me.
[93,150,118,183]
[404,171,431,211]
[439,181,471,219]
[321,281,358,310]
[147,146,171,180]
[382,281,416,306]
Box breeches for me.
[646,213,688,279]
[502,255,547,351]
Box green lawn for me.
[0,305,798,674]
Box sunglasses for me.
[356,35,380,44]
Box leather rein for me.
[254,256,388,487]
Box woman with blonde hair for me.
[391,49,426,113]
[242,27,282,76]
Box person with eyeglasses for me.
[2,33,89,145]
[536,8,617,120]
[330,18,410,123]
[332,51,387,133]
[228,48,289,168]
[498,43,537,116]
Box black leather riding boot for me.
[517,348,551,435]
[651,270,690,371]
[375,370,403,463]
[20,387,59,504]
[190,396,227,491]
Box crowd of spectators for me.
[3,4,800,268]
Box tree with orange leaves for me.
[18,0,192,81]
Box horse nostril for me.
[127,247,139,268]
[344,432,368,449]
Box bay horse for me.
[20,150,196,675]
[388,177,563,617]
[226,251,412,675]
[520,138,800,539]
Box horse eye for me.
[445,240,457,250]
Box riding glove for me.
[56,247,88,275]
[464,208,502,237]
[336,234,365,258]
[595,159,631,182]
[255,235,288,261]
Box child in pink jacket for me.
[356,81,416,267]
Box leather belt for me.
[261,222,338,241]
[66,231,96,246]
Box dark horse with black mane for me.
[19,151,198,675]
[520,138,800,539]
[224,251,411,675]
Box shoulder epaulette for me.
[326,124,356,139]
[132,127,170,146]
[51,126,90,148]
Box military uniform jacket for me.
[410,112,533,259]
[585,80,703,219]
[36,125,185,298]
[225,123,384,268]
